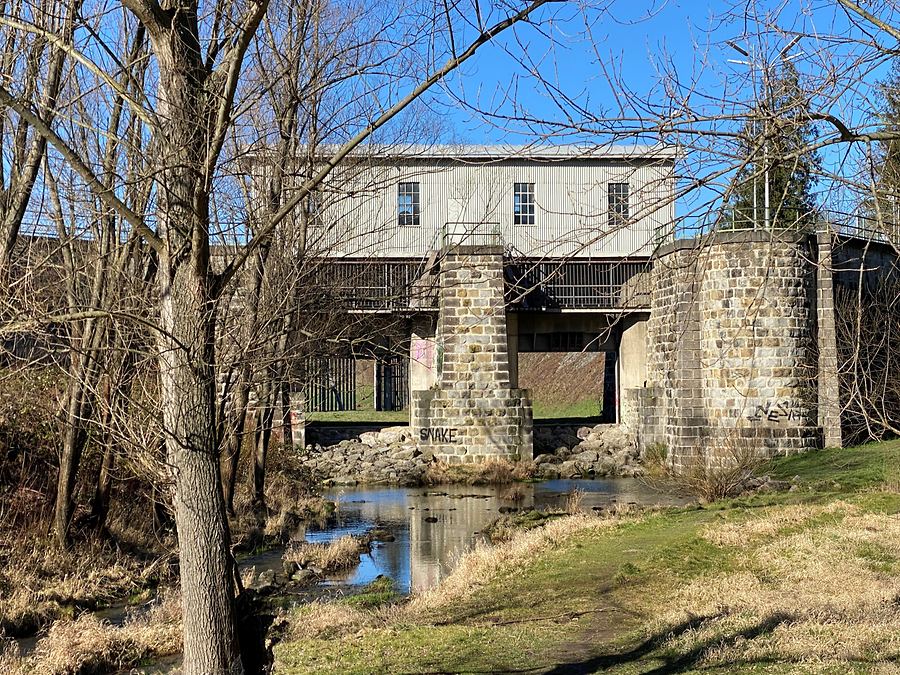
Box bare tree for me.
[45,21,153,546]
[0,0,81,284]
[0,0,568,671]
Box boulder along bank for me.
[298,423,646,486]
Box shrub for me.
[676,433,766,503]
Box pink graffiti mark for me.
[412,340,434,363]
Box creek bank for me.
[301,423,644,485]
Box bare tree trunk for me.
[252,378,275,507]
[158,261,241,674]
[221,379,249,516]
[55,370,92,543]
[89,344,140,535]
[90,444,115,536]
[221,245,268,514]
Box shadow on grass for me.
[399,611,795,675]
[541,610,795,675]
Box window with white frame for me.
[608,183,629,229]
[398,182,420,226]
[514,183,535,225]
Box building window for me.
[304,190,323,222]
[608,183,629,229]
[514,183,535,225]
[398,182,420,226]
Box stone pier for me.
[411,246,533,462]
[635,231,822,473]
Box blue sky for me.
[424,0,897,231]
[440,0,710,144]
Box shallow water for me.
[257,478,692,594]
[16,479,688,662]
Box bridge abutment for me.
[411,246,533,463]
[632,231,822,473]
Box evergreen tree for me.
[723,59,820,231]
[869,62,900,231]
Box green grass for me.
[532,398,604,420]
[306,409,409,424]
[765,438,900,491]
[340,576,400,609]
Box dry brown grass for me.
[422,457,536,485]
[652,501,900,670]
[287,511,635,642]
[4,591,182,675]
[0,536,172,637]
[565,487,584,514]
[286,601,373,641]
[700,501,852,548]
[283,534,361,572]
[502,484,526,502]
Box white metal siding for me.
[303,151,675,259]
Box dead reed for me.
[283,534,362,572]
[5,591,182,675]
[422,457,536,485]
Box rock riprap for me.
[299,426,434,486]
[300,423,645,484]
[532,423,643,478]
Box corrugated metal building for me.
[304,144,677,260]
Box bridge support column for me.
[816,230,842,448]
[644,232,821,474]
[409,316,439,393]
[412,246,533,462]
[288,391,306,449]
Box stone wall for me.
[622,387,665,455]
[411,246,533,462]
[638,231,821,473]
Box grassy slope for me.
[275,439,900,675]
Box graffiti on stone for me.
[412,339,435,367]
[419,427,458,443]
[746,399,802,423]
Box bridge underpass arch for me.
[509,311,649,424]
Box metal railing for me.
[439,221,502,248]
[309,260,437,311]
[505,259,652,310]
[309,257,652,312]
[305,357,357,412]
[831,215,898,245]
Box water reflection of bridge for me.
[319,481,691,593]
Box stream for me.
[239,477,692,595]
[14,478,690,663]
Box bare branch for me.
[0,84,161,252]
